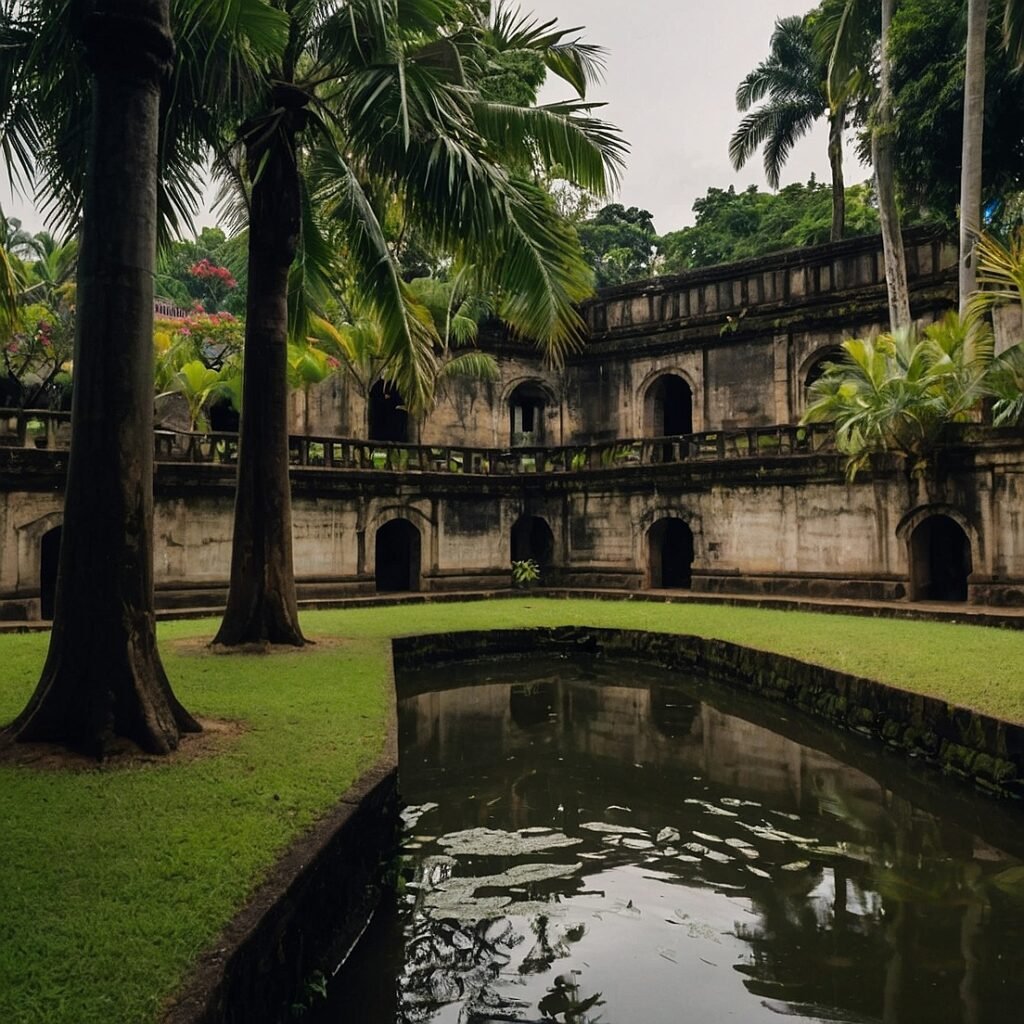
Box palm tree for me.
[959,0,990,311]
[210,0,625,646]
[730,14,848,242]
[825,0,911,330]
[0,0,286,755]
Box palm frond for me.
[1005,0,1024,68]
[437,350,499,383]
[311,144,439,414]
[485,1,606,97]
[471,99,626,194]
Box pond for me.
[316,654,1024,1023]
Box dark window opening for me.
[910,515,971,602]
[645,375,693,438]
[509,384,548,446]
[648,518,694,589]
[804,347,846,393]
[375,519,421,593]
[369,381,409,443]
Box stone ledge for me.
[160,713,399,1024]
[392,626,1024,800]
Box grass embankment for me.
[2,597,1023,1024]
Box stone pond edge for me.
[394,626,1024,799]
[161,621,1023,1024]
[160,692,399,1024]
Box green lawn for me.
[1,597,1023,1024]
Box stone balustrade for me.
[0,408,839,473]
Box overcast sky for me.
[538,0,868,233]
[2,0,868,237]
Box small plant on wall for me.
[511,559,541,588]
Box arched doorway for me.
[644,374,693,438]
[909,515,971,602]
[369,381,409,442]
[40,525,61,619]
[508,383,548,446]
[375,519,421,592]
[648,518,694,589]
[511,515,555,572]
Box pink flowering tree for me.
[187,257,238,313]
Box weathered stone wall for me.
[1,428,1022,619]
[297,230,957,445]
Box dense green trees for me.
[576,204,657,286]
[659,180,879,274]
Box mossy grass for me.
[2,597,1023,1024]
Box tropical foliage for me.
[802,314,996,478]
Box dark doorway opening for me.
[511,515,555,572]
[509,383,548,446]
[40,525,61,620]
[375,519,421,592]
[909,515,971,602]
[645,374,693,437]
[648,518,694,589]
[803,347,846,400]
[369,381,409,443]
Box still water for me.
[321,655,1024,1023]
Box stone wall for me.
[2,426,1022,619]
[298,229,957,446]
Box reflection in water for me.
[321,657,1024,1024]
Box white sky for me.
[1,0,868,237]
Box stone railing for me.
[0,408,838,472]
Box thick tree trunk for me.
[828,106,846,242]
[875,0,912,331]
[213,127,306,647]
[959,0,989,312]
[9,0,199,756]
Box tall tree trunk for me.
[874,0,912,331]
[9,0,199,756]
[213,122,306,647]
[959,0,990,312]
[828,105,847,242]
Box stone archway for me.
[643,374,693,438]
[511,514,555,571]
[647,518,694,589]
[369,380,409,442]
[375,519,421,592]
[40,525,62,620]
[909,515,972,602]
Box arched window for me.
[40,525,62,620]
[369,380,409,442]
[511,515,555,572]
[909,515,971,602]
[375,519,421,592]
[644,374,693,438]
[803,346,846,393]
[508,383,548,447]
[647,518,694,589]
